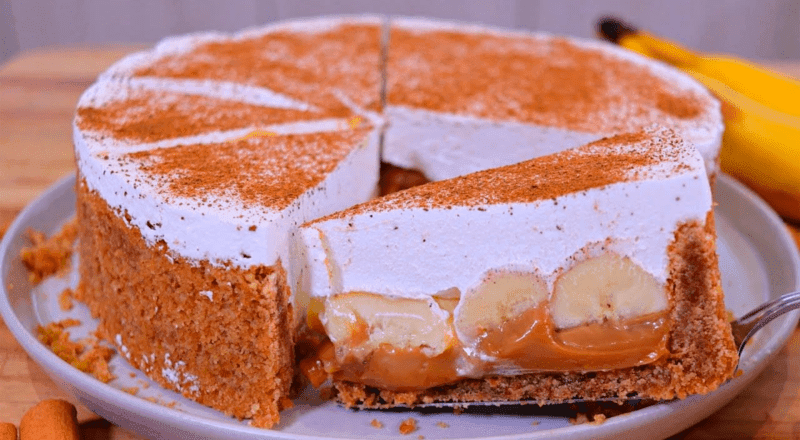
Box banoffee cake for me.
[72,15,731,428]
[299,128,737,406]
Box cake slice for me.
[384,18,723,181]
[108,15,384,116]
[74,73,381,427]
[75,78,351,145]
[298,128,737,407]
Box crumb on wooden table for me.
[36,319,116,383]
[399,417,417,435]
[20,217,78,284]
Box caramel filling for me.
[379,162,430,195]
[478,306,669,372]
[303,294,670,391]
[301,254,672,391]
[333,344,465,391]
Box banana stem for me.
[598,17,698,66]
[597,17,637,43]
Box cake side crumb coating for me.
[76,178,294,428]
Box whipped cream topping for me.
[299,129,713,301]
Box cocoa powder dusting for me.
[128,127,372,210]
[388,28,706,132]
[655,90,701,119]
[133,24,381,112]
[76,88,341,144]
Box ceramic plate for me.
[2,174,799,440]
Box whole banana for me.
[599,18,800,222]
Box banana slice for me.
[550,253,667,329]
[454,270,548,345]
[321,292,455,359]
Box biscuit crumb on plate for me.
[19,218,78,284]
[570,412,608,425]
[399,417,417,435]
[37,319,116,383]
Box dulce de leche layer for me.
[302,291,670,392]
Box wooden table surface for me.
[1,45,800,440]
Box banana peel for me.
[599,17,800,222]
[599,18,800,117]
[689,69,800,221]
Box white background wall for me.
[3,0,800,65]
